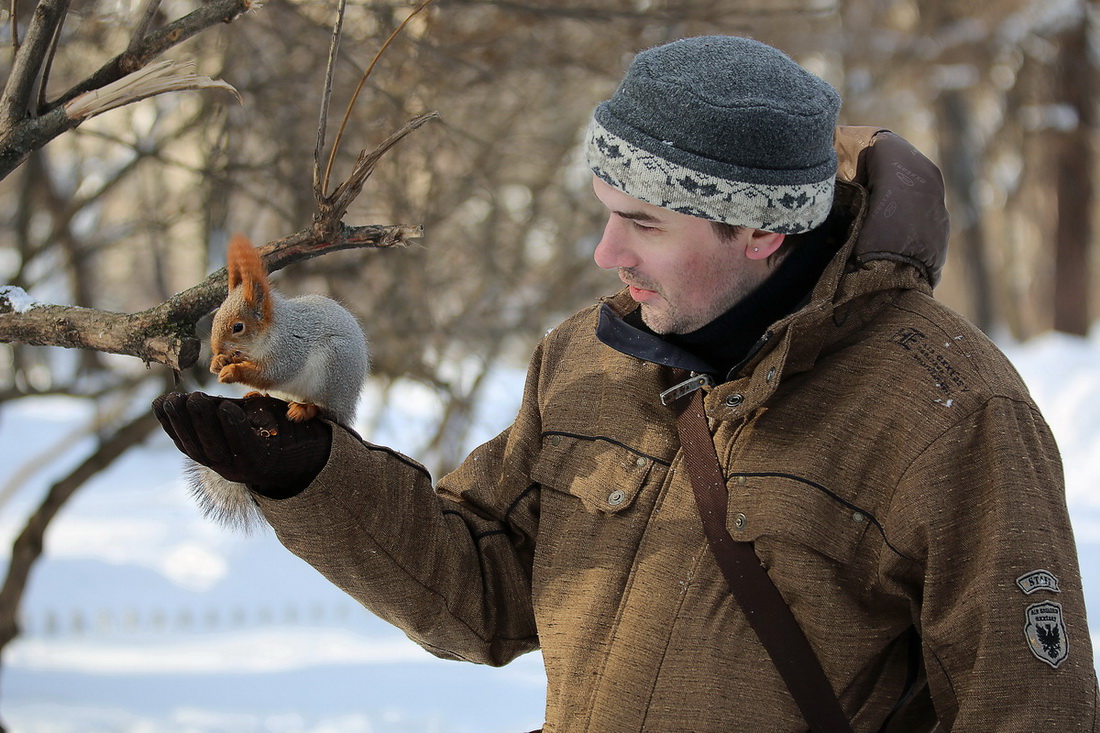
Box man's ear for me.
[745,230,785,261]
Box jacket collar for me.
[596,305,716,374]
[596,176,936,387]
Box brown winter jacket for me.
[256,129,1099,731]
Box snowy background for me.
[1,328,1099,732]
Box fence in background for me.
[18,601,364,638]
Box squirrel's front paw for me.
[210,352,246,373]
[210,353,231,373]
[218,362,246,384]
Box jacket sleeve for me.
[882,394,1099,730]
[252,342,550,667]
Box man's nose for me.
[593,218,635,270]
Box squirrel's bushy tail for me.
[186,460,266,533]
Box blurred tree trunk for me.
[1052,8,1095,336]
[937,87,996,334]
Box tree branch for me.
[0,222,421,373]
[0,61,239,180]
[0,0,71,129]
[0,0,253,182]
[51,0,255,108]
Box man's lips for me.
[620,272,658,302]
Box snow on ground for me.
[0,329,1098,732]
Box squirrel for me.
[188,233,370,530]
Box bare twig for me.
[0,0,72,129]
[313,0,349,201]
[9,0,20,52]
[309,0,439,239]
[35,7,67,113]
[321,0,435,195]
[128,0,165,53]
[320,111,438,227]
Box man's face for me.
[592,176,770,335]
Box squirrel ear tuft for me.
[227,233,257,290]
[226,233,272,320]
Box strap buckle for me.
[660,373,715,406]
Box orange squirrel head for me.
[209,234,274,376]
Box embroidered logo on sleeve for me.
[1016,570,1061,595]
[1024,601,1069,668]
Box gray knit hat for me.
[586,36,841,234]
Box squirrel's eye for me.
[232,322,245,334]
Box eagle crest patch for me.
[1024,601,1069,668]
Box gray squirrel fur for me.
[188,234,370,531]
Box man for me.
[155,36,1099,731]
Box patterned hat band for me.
[585,117,835,235]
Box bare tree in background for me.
[1052,2,1096,336]
[836,0,1098,338]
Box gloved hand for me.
[152,392,332,499]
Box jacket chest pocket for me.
[531,433,666,514]
[724,473,870,565]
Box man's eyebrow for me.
[615,209,662,224]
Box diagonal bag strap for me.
[671,385,854,733]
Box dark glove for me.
[152,392,332,499]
